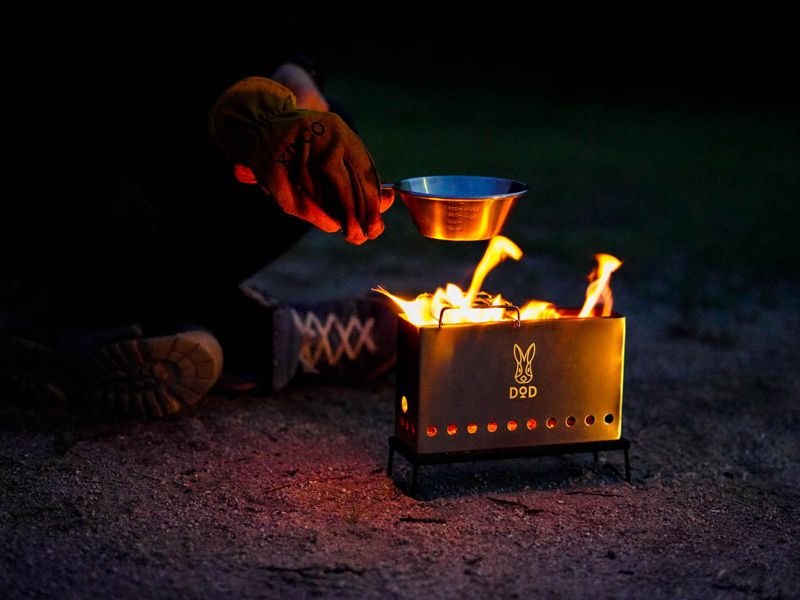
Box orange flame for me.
[375,236,621,327]
[464,236,522,305]
[578,253,622,317]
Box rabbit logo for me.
[510,342,538,399]
[513,343,535,384]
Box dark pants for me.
[5,159,310,375]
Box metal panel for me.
[395,313,625,454]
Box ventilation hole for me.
[411,424,415,434]
[405,420,410,431]
[447,424,458,436]
[426,426,438,437]
[585,415,595,425]
[566,416,576,427]
[487,422,498,433]
[526,418,537,430]
[467,423,478,434]
[401,395,408,414]
[604,414,614,424]
[507,420,518,431]
[399,417,404,427]
[546,417,557,429]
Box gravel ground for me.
[1,238,798,599]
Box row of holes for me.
[422,414,615,438]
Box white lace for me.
[290,310,377,374]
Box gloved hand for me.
[209,77,393,244]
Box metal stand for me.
[387,436,631,496]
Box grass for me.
[332,75,799,278]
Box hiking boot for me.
[272,295,398,388]
[1,325,223,418]
[67,327,223,418]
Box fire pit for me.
[378,237,630,494]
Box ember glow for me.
[375,236,621,327]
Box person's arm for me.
[270,63,329,112]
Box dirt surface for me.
[2,242,798,599]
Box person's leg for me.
[147,171,312,391]
[0,181,229,417]
[2,110,391,417]
[151,166,399,393]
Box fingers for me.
[380,186,395,213]
[359,178,386,241]
[265,180,341,233]
[366,216,385,240]
[318,160,368,245]
[361,183,386,241]
[233,165,258,184]
[344,160,371,244]
[279,200,341,234]
[347,160,385,241]
[366,199,385,239]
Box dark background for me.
[262,29,798,307]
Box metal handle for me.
[437,304,521,329]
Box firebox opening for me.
[546,418,557,429]
[604,414,615,424]
[487,422,498,432]
[585,415,596,425]
[566,416,576,427]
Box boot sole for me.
[73,330,223,418]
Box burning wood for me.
[376,236,620,326]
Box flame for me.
[578,253,622,317]
[464,236,522,305]
[375,236,621,327]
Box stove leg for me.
[386,445,395,477]
[410,464,420,496]
[623,447,631,482]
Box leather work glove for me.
[209,77,393,244]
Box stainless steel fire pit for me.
[387,307,629,494]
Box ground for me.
[2,71,799,598]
